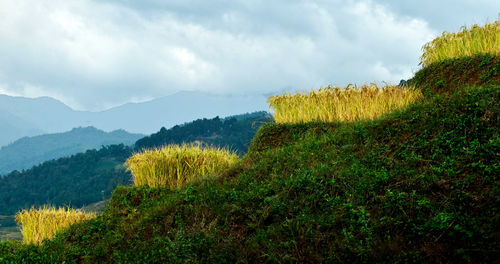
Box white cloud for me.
[0,0,493,110]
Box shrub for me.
[125,144,239,188]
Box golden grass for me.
[125,144,239,188]
[420,21,500,66]
[267,84,423,124]
[15,206,96,245]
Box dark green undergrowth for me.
[412,54,500,96]
[1,56,499,263]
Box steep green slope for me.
[0,127,144,175]
[1,56,498,263]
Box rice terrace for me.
[0,13,499,264]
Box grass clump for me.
[268,84,422,124]
[126,144,239,188]
[15,206,96,245]
[420,21,500,66]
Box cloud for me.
[0,0,493,111]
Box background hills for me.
[0,112,272,216]
[0,127,144,176]
[0,92,268,147]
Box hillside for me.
[1,24,499,263]
[0,127,144,175]
[0,112,271,217]
[0,145,133,216]
[135,112,272,154]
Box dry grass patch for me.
[268,84,422,124]
[420,21,499,66]
[15,206,96,245]
[126,144,239,188]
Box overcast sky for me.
[0,0,498,111]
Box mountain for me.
[90,91,269,134]
[0,127,144,175]
[0,95,84,143]
[0,112,272,215]
[0,110,44,147]
[0,92,268,147]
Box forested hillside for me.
[0,112,272,216]
[135,111,272,154]
[0,145,132,215]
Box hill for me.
[0,110,44,148]
[0,127,144,176]
[0,144,133,216]
[0,92,268,147]
[0,23,498,263]
[0,112,272,216]
[135,111,272,154]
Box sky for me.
[0,0,498,111]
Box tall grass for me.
[420,21,499,66]
[126,144,239,188]
[268,84,422,124]
[15,206,96,245]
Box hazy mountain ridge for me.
[0,127,144,175]
[0,92,268,147]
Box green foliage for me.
[0,144,133,216]
[135,112,273,155]
[0,113,271,217]
[2,83,498,263]
[412,54,500,95]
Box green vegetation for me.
[412,53,500,95]
[135,112,272,155]
[126,145,239,188]
[1,24,499,263]
[15,206,96,245]
[420,21,499,66]
[0,144,132,216]
[0,112,270,218]
[268,84,422,124]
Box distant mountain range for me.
[0,92,268,147]
[0,127,144,175]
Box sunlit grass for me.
[420,21,499,66]
[125,144,239,188]
[15,206,96,245]
[267,84,422,124]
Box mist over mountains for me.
[0,92,268,147]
